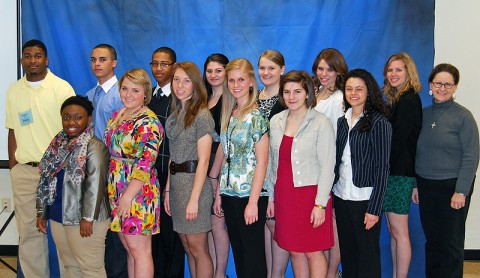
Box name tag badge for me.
[19,110,34,126]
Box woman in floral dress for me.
[104,68,163,277]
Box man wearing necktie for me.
[86,44,123,140]
[85,44,127,278]
[148,46,186,278]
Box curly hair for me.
[344,69,388,132]
[61,95,94,116]
[23,39,48,57]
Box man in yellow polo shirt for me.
[5,39,75,278]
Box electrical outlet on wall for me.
[1,198,11,213]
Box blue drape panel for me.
[22,0,434,102]
[22,1,433,277]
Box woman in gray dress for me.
[165,62,215,278]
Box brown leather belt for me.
[25,162,40,167]
[170,160,198,175]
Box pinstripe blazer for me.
[334,111,392,216]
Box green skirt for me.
[383,175,415,215]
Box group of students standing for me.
[6,39,479,278]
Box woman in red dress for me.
[266,70,336,277]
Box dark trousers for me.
[222,196,268,278]
[105,230,128,278]
[152,164,185,278]
[417,176,473,278]
[334,195,381,278]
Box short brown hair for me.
[428,63,460,85]
[278,70,317,109]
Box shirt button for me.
[298,181,302,185]
[294,149,298,153]
[294,139,298,142]
[296,171,300,175]
[296,161,300,164]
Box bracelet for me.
[82,217,94,222]
[165,190,170,193]
[208,174,218,180]
[314,204,326,210]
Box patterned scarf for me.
[36,122,94,209]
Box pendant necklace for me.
[225,114,237,188]
[431,101,453,128]
[314,85,324,97]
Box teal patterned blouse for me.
[219,108,269,198]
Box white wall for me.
[435,0,480,249]
[0,0,18,246]
[0,169,17,245]
[0,0,18,161]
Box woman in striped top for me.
[332,69,392,278]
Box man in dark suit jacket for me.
[148,46,185,278]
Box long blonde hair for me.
[383,52,422,107]
[221,58,258,131]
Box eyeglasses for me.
[432,81,454,89]
[149,61,174,69]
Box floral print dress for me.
[104,109,163,235]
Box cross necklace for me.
[431,101,453,128]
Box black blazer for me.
[334,111,392,216]
[388,89,422,177]
[148,88,172,189]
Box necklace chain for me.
[119,105,144,123]
[261,88,269,98]
[431,102,453,129]
[315,85,335,99]
[225,115,237,188]
[261,88,277,99]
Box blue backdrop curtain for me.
[22,1,434,277]
[21,0,434,99]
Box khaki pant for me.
[50,219,110,278]
[10,163,49,278]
